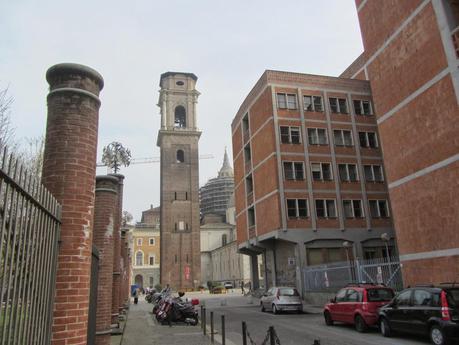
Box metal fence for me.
[0,148,61,345]
[303,256,403,292]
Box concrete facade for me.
[131,206,161,289]
[157,72,201,290]
[347,0,459,286]
[231,70,396,295]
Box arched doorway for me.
[135,274,144,289]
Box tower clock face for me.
[176,81,184,86]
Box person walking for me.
[133,287,139,304]
[240,281,245,295]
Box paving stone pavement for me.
[120,298,212,345]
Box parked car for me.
[378,284,459,345]
[224,281,234,289]
[323,283,395,332]
[260,287,302,314]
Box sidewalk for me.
[119,299,212,345]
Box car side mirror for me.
[330,297,336,303]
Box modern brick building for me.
[343,0,459,285]
[231,70,396,293]
[157,72,201,290]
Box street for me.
[196,291,430,345]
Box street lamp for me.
[381,233,393,284]
[342,241,354,282]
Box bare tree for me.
[0,86,17,151]
[20,136,45,179]
[101,141,131,173]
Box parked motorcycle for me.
[155,292,200,325]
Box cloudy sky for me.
[1,0,363,222]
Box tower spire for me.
[218,147,233,177]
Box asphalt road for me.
[195,292,430,345]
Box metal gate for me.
[0,148,61,345]
[303,256,403,292]
[87,246,99,345]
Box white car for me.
[223,282,234,289]
[260,287,302,314]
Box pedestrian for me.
[248,281,252,293]
[240,281,245,295]
[133,288,139,304]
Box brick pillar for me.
[93,176,118,345]
[109,174,124,326]
[43,63,104,345]
[120,229,128,311]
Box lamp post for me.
[342,241,354,282]
[381,233,393,284]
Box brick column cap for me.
[96,175,119,194]
[109,173,125,184]
[46,62,104,90]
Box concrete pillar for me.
[93,176,118,345]
[109,174,124,327]
[250,255,260,290]
[43,63,104,345]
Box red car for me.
[323,283,395,332]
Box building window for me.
[338,164,359,182]
[177,149,185,163]
[315,199,337,218]
[343,200,364,218]
[248,207,255,227]
[149,255,155,265]
[280,126,301,144]
[369,200,390,218]
[364,165,384,182]
[286,199,308,218]
[137,238,142,246]
[333,130,353,147]
[244,144,251,162]
[277,93,297,109]
[307,128,328,145]
[359,131,378,148]
[329,98,348,114]
[246,174,253,194]
[136,251,143,266]
[283,161,304,180]
[242,113,250,134]
[303,95,323,112]
[149,238,155,246]
[443,0,459,31]
[174,105,186,128]
[307,247,346,265]
[311,162,332,181]
[353,100,372,115]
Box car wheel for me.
[430,325,448,345]
[355,315,368,333]
[324,311,334,326]
[272,304,278,315]
[380,318,392,337]
[261,302,265,312]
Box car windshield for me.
[279,288,299,296]
[367,288,394,302]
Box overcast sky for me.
[1,0,364,222]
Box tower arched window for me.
[136,251,144,266]
[174,106,186,128]
[177,150,184,163]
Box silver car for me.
[260,287,303,314]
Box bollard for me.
[210,311,214,343]
[200,305,204,331]
[221,315,226,345]
[242,321,247,345]
[203,308,207,335]
[269,326,275,345]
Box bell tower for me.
[157,72,201,290]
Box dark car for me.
[378,284,459,345]
[323,283,395,332]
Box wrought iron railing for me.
[0,147,61,345]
